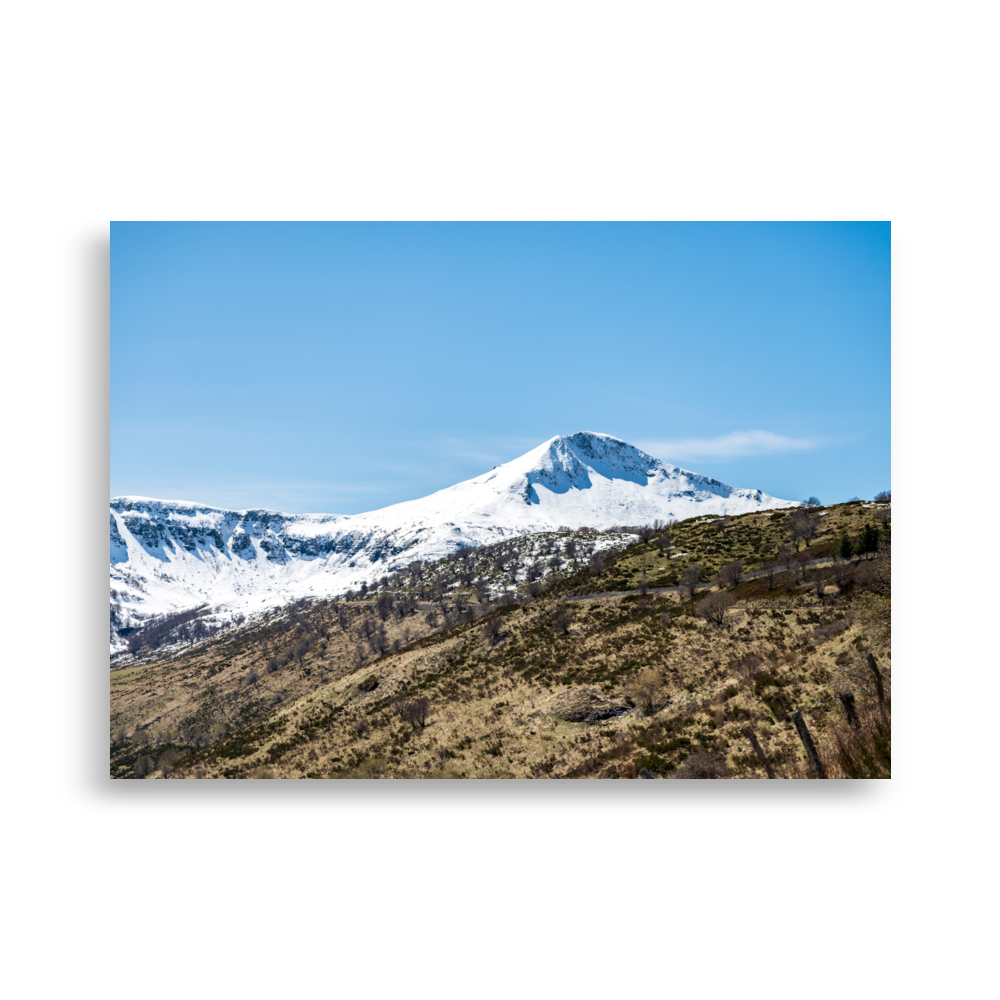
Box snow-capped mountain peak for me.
[109,432,798,651]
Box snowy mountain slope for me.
[109,432,799,650]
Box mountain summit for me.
[109,432,798,650]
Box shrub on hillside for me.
[627,667,663,717]
[673,751,729,779]
[856,543,890,595]
[835,710,891,778]
[337,757,391,779]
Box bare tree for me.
[760,562,780,591]
[812,574,833,605]
[551,607,574,635]
[679,564,703,599]
[636,524,657,542]
[793,551,810,582]
[134,756,155,778]
[719,559,745,589]
[653,531,673,557]
[369,626,390,656]
[800,513,820,548]
[658,611,671,628]
[735,654,764,691]
[831,554,853,591]
[783,510,806,550]
[589,552,606,576]
[779,544,797,574]
[400,696,430,729]
[481,615,504,645]
[695,591,736,628]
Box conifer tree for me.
[857,523,882,557]
[835,530,853,559]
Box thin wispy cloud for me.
[638,430,818,462]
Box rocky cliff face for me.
[109,432,798,652]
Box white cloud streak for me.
[638,430,818,462]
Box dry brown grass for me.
[112,501,890,780]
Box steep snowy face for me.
[109,432,799,651]
[518,432,657,490]
[441,431,779,525]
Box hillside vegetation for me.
[110,498,890,779]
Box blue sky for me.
[111,222,890,513]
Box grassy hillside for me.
[110,500,890,779]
